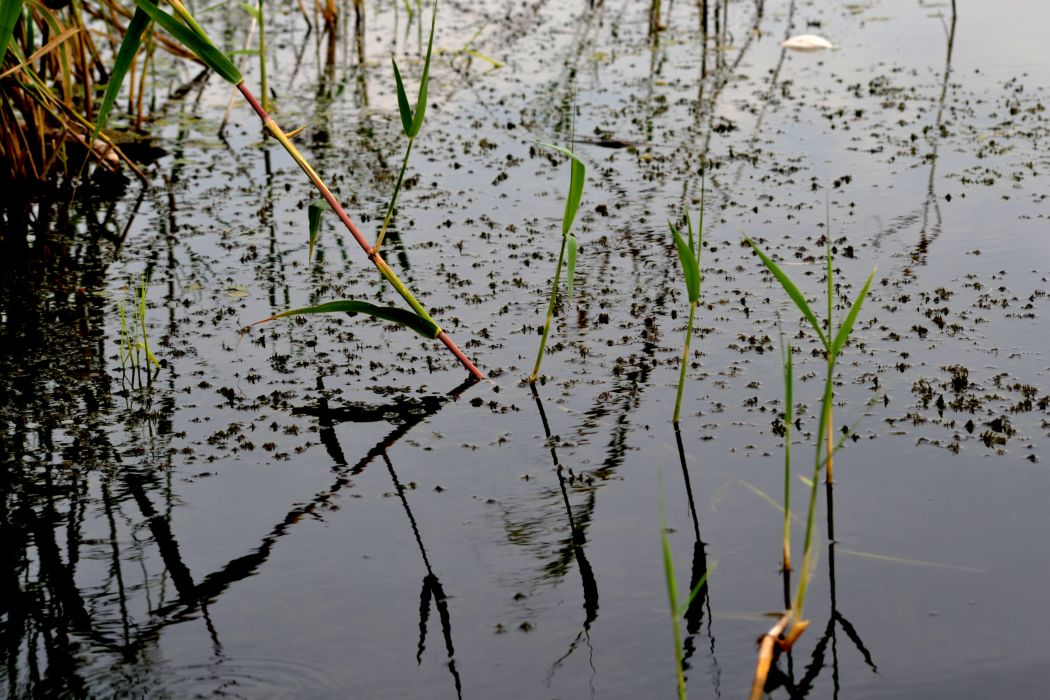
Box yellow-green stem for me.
[672,301,697,423]
[374,136,414,252]
[258,0,268,110]
[529,235,568,383]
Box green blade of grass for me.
[0,0,24,60]
[681,562,714,612]
[408,0,437,137]
[671,221,700,303]
[537,142,587,235]
[829,269,876,358]
[307,199,332,262]
[391,58,414,136]
[565,233,578,302]
[132,0,241,84]
[90,7,152,147]
[747,239,829,350]
[251,299,441,338]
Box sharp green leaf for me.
[240,2,261,20]
[90,6,152,148]
[132,0,242,84]
[391,58,414,136]
[407,0,437,137]
[660,516,678,615]
[307,199,332,262]
[537,142,587,235]
[263,300,440,339]
[565,233,578,302]
[681,562,714,612]
[829,269,876,358]
[671,221,700,303]
[0,0,24,60]
[747,239,829,350]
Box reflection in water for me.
[765,481,877,698]
[382,450,463,699]
[530,385,599,691]
[674,425,721,697]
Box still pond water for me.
[3,0,1050,697]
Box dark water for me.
[3,0,1050,697]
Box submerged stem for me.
[529,235,568,383]
[672,301,697,423]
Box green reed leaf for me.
[257,299,440,338]
[747,239,829,350]
[829,268,876,358]
[391,58,413,136]
[90,6,152,147]
[307,199,332,262]
[132,0,241,84]
[0,0,24,61]
[671,220,700,303]
[565,233,578,302]
[538,142,587,235]
[408,0,437,137]
[681,562,713,612]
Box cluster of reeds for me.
[118,274,160,384]
[744,235,875,698]
[0,0,166,184]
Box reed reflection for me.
[674,424,721,696]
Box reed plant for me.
[93,0,482,378]
[745,236,875,697]
[528,142,586,383]
[119,275,161,382]
[669,176,704,423]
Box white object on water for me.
[780,34,835,52]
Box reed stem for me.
[374,136,414,252]
[529,234,568,383]
[672,301,697,423]
[235,82,484,380]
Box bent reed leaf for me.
[747,239,829,350]
[670,221,699,303]
[307,199,332,262]
[536,142,586,235]
[132,0,241,84]
[252,300,441,339]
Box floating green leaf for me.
[307,200,332,262]
[0,0,24,61]
[565,233,578,302]
[747,239,829,350]
[255,300,440,338]
[670,220,699,303]
[132,0,241,84]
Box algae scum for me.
[3,0,1050,697]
